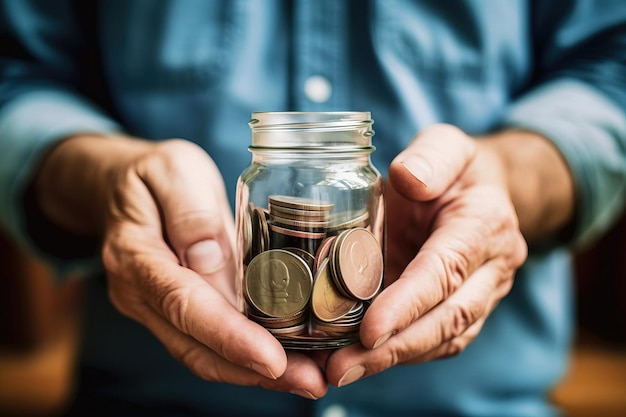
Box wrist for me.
[476,130,576,244]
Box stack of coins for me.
[243,195,384,350]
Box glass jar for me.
[235,112,385,350]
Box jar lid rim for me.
[249,111,372,130]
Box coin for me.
[310,301,364,335]
[311,319,360,336]
[276,334,358,350]
[267,223,326,240]
[242,194,383,349]
[332,227,383,300]
[311,258,357,322]
[284,247,315,271]
[267,323,307,336]
[326,210,369,233]
[268,195,334,212]
[313,235,336,274]
[269,214,330,231]
[242,202,254,264]
[250,206,270,258]
[244,249,313,318]
[269,205,330,222]
[247,308,306,329]
[268,223,325,255]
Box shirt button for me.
[320,404,348,417]
[304,75,333,103]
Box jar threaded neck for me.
[249,112,374,149]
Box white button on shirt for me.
[320,404,348,417]
[304,75,333,103]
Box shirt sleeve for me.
[501,0,626,249]
[0,1,122,275]
[502,79,626,248]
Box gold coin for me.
[244,249,313,318]
[333,227,383,300]
[311,258,357,322]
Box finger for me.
[405,317,485,363]
[307,350,332,370]
[326,260,513,386]
[136,140,238,302]
[361,186,526,349]
[106,249,289,380]
[388,124,476,201]
[137,301,327,399]
[358,230,488,349]
[151,265,287,379]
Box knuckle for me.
[511,231,528,268]
[441,302,482,341]
[156,138,202,155]
[441,337,468,358]
[158,284,193,334]
[151,139,218,175]
[384,345,402,369]
[169,208,222,235]
[367,344,403,375]
[439,248,471,297]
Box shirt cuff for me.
[0,89,122,277]
[501,78,626,248]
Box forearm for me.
[32,134,153,238]
[478,130,576,246]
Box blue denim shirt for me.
[1,1,626,416]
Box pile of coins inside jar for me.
[242,195,384,350]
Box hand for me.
[87,138,326,399]
[324,124,528,386]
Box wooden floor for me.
[551,336,626,417]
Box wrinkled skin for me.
[46,124,530,399]
[324,125,527,386]
[99,139,326,400]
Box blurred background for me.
[1,211,625,417]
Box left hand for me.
[324,124,528,386]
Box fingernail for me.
[400,156,432,186]
[338,365,366,387]
[250,362,277,380]
[290,389,318,400]
[185,240,225,274]
[373,330,396,349]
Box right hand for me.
[99,138,325,399]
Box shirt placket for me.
[293,0,348,110]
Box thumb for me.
[388,124,477,201]
[137,140,237,301]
